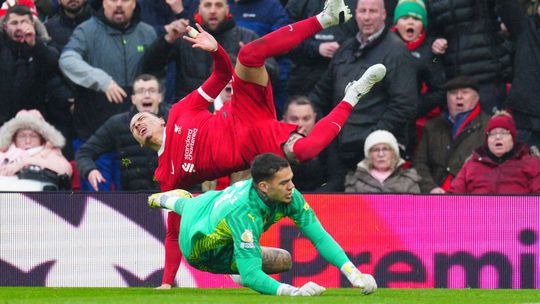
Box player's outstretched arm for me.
[182,24,218,52]
[183,23,233,99]
[237,260,326,296]
[299,215,377,294]
[340,261,377,295]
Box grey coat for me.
[344,160,421,193]
[59,8,157,139]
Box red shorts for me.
[230,72,297,161]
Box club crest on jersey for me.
[240,229,254,248]
[174,124,182,134]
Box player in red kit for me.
[130,0,386,289]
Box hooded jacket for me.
[59,5,157,139]
[0,110,72,177]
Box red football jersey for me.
[154,89,243,191]
[154,46,297,191]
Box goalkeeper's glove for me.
[277,282,326,296]
[340,261,377,295]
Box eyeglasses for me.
[15,133,41,140]
[370,147,391,154]
[134,88,159,95]
[487,130,511,138]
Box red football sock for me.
[238,16,323,67]
[162,212,182,285]
[293,102,352,163]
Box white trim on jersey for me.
[197,87,215,102]
[157,127,166,157]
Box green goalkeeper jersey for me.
[174,179,350,295]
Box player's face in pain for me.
[130,112,164,147]
[264,166,295,204]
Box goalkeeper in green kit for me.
[147,153,377,296]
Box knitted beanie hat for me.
[393,0,428,29]
[485,111,517,144]
[364,130,400,158]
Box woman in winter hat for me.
[0,109,72,177]
[344,130,421,193]
[449,111,540,193]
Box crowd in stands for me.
[1,0,540,193]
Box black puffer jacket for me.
[75,104,170,191]
[285,0,357,95]
[143,17,278,100]
[405,36,447,117]
[0,32,59,126]
[45,4,94,52]
[309,29,418,168]
[497,0,540,131]
[427,0,512,83]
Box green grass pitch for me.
[0,288,539,304]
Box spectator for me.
[0,0,51,32]
[44,0,93,160]
[228,0,291,116]
[497,0,540,149]
[75,74,169,191]
[59,0,157,190]
[518,0,540,16]
[391,0,445,155]
[137,0,179,35]
[282,96,344,191]
[344,129,420,193]
[0,5,59,126]
[0,109,72,190]
[45,0,93,51]
[426,0,512,114]
[392,0,444,117]
[309,0,417,170]
[449,111,540,194]
[286,0,357,96]
[155,0,200,21]
[142,0,277,102]
[412,76,491,194]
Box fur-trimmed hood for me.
[0,109,65,150]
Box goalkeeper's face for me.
[264,166,295,204]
